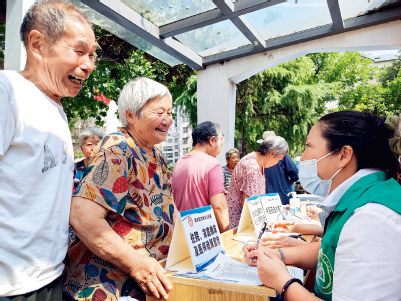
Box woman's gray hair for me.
[20,3,90,47]
[258,136,289,157]
[79,127,105,147]
[225,148,239,160]
[118,77,172,126]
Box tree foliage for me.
[332,51,401,117]
[235,56,335,156]
[176,51,392,157]
[175,74,197,130]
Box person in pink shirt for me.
[227,133,288,229]
[172,121,229,233]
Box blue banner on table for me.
[165,205,225,273]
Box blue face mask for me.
[299,150,342,197]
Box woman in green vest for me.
[243,110,401,301]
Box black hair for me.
[192,121,223,147]
[317,110,398,179]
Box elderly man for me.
[172,121,229,233]
[0,3,95,300]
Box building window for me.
[183,138,188,144]
[163,147,173,152]
[175,159,178,163]
[174,138,178,143]
[167,160,173,164]
[175,152,179,156]
[167,154,173,158]
[167,139,173,143]
[183,148,189,155]
[183,127,188,134]
[183,117,188,123]
[175,145,179,149]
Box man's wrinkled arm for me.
[210,192,229,233]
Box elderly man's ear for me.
[27,30,47,60]
[208,136,218,146]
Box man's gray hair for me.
[192,121,224,147]
[258,136,289,157]
[118,77,172,126]
[79,127,105,147]
[225,148,239,160]
[20,3,90,47]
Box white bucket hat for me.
[257,131,276,144]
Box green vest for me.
[314,171,401,300]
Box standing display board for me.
[165,206,224,273]
[237,193,283,235]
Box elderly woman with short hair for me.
[222,148,240,191]
[73,127,105,189]
[63,78,177,301]
[227,135,288,229]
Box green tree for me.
[175,56,335,157]
[175,74,197,130]
[327,52,401,117]
[235,56,335,156]
[378,51,401,87]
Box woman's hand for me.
[243,244,281,266]
[250,248,292,291]
[308,206,322,219]
[129,256,172,299]
[261,236,307,248]
[271,221,294,234]
[243,244,259,266]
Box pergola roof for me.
[75,0,401,71]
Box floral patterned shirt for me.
[62,128,175,301]
[227,152,265,229]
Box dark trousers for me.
[8,276,62,301]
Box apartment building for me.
[160,106,192,165]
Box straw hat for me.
[256,131,276,143]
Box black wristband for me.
[281,278,303,301]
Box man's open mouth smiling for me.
[68,75,85,86]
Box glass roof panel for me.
[175,20,251,57]
[244,0,332,41]
[121,0,217,26]
[73,0,182,66]
[339,0,396,20]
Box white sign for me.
[238,193,282,236]
[260,194,283,225]
[165,205,225,273]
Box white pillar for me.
[4,0,35,71]
[197,63,236,165]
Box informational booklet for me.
[174,253,304,287]
[204,253,263,285]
